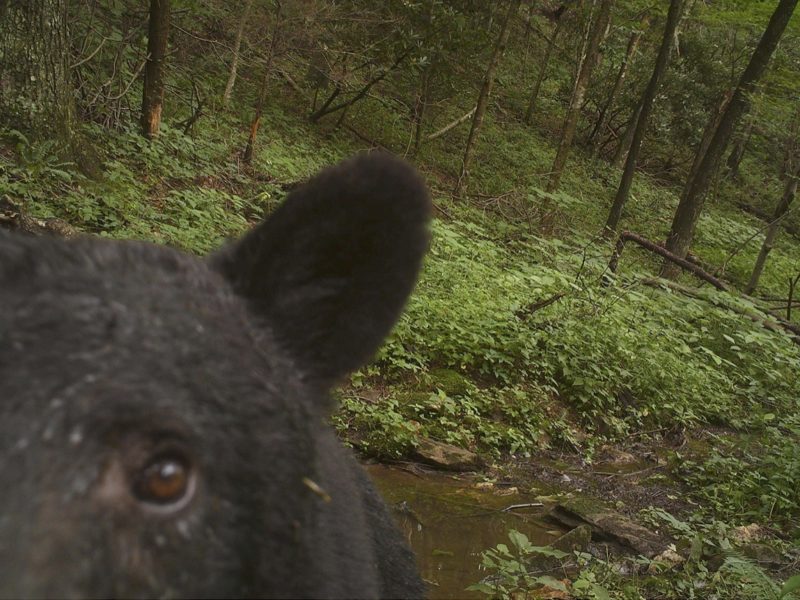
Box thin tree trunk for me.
[662,0,798,278]
[589,12,649,151]
[604,0,683,234]
[524,16,564,125]
[222,0,254,108]
[243,2,282,164]
[611,101,642,168]
[141,0,171,139]
[724,116,753,179]
[780,107,800,180]
[541,0,613,230]
[411,66,432,156]
[545,0,613,194]
[746,172,799,294]
[454,0,520,198]
[308,50,409,123]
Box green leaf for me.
[781,575,800,597]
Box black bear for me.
[0,153,429,599]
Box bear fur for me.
[0,153,430,599]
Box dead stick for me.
[609,231,729,291]
[426,107,477,141]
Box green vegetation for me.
[2,1,799,597]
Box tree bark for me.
[589,13,649,150]
[684,89,732,193]
[0,0,76,142]
[141,0,171,139]
[611,101,642,168]
[746,171,798,294]
[604,0,683,234]
[544,0,614,200]
[222,0,255,108]
[662,0,798,278]
[724,116,753,180]
[454,0,520,198]
[243,2,282,164]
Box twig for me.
[70,36,107,69]
[426,107,477,141]
[502,502,544,512]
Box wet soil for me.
[367,464,566,599]
[365,433,709,598]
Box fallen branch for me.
[639,277,800,344]
[502,502,544,512]
[0,198,80,237]
[738,202,800,238]
[426,106,477,141]
[608,231,729,291]
[516,292,567,319]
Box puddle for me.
[367,464,565,599]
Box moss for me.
[394,391,430,406]
[427,368,472,396]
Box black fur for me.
[0,153,430,599]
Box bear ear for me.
[210,152,431,387]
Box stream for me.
[367,464,566,599]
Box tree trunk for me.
[243,2,282,164]
[0,0,76,143]
[0,0,102,175]
[141,0,171,139]
[524,13,565,125]
[724,116,753,179]
[411,66,432,156]
[222,0,255,108]
[589,12,649,150]
[780,107,800,180]
[611,101,642,168]
[662,0,798,278]
[454,0,520,198]
[604,0,683,234]
[683,90,732,192]
[544,0,614,196]
[746,171,799,294]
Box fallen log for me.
[639,277,800,345]
[607,230,729,291]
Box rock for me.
[412,438,481,471]
[474,481,494,490]
[548,498,669,558]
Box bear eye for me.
[133,453,193,507]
